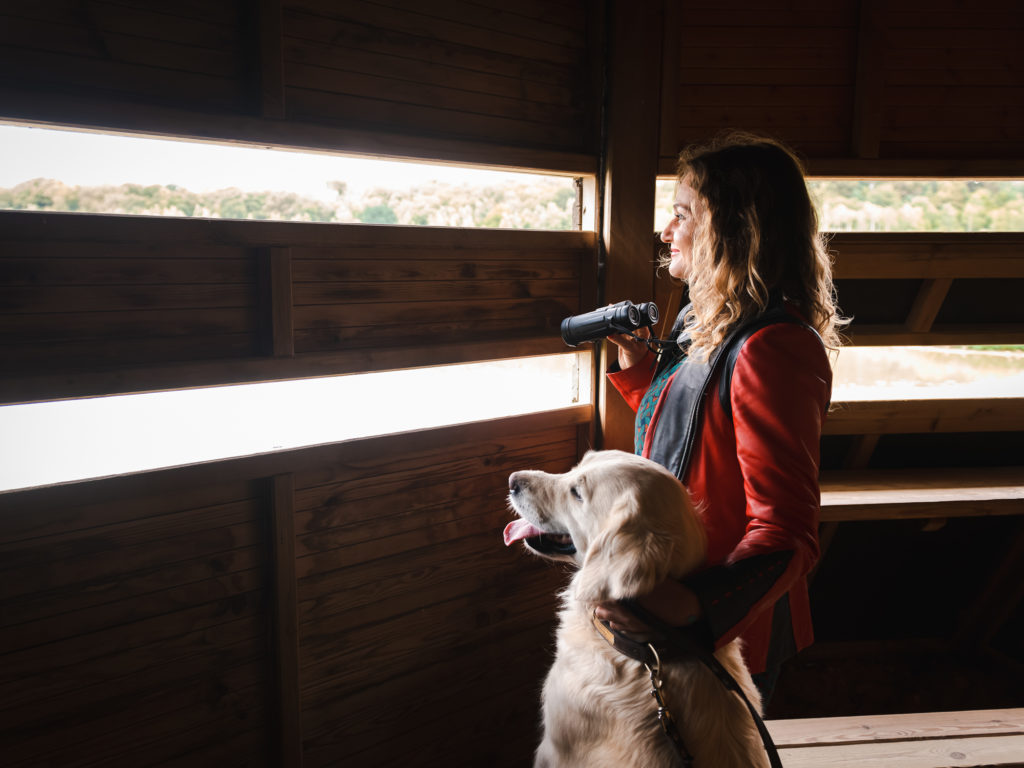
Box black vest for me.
[647,303,820,481]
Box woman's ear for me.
[572,488,674,604]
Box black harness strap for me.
[599,601,784,768]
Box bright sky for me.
[0,122,545,201]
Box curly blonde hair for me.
[668,132,846,359]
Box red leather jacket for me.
[608,319,832,674]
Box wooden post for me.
[270,473,302,767]
[599,0,666,452]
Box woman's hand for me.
[593,579,701,632]
[608,327,651,370]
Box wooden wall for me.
[660,0,1024,175]
[1,0,1023,763]
[0,410,587,767]
[0,0,601,170]
[0,212,595,405]
[0,2,606,766]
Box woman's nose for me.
[660,219,674,243]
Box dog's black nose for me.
[509,473,523,494]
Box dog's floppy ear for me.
[572,487,675,604]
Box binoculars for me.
[560,300,659,347]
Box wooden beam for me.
[258,0,285,119]
[842,433,880,470]
[851,0,885,159]
[599,0,665,452]
[824,398,1024,435]
[819,466,1024,522]
[830,233,1024,280]
[770,708,1024,748]
[905,277,953,333]
[845,324,1024,346]
[659,0,682,163]
[270,473,302,768]
[269,247,294,357]
[0,87,599,176]
[806,157,1024,178]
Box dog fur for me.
[505,450,768,768]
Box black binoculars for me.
[560,300,659,347]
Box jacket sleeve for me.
[686,323,831,649]
[606,350,658,413]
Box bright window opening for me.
[0,123,582,230]
[0,353,592,493]
[655,178,1024,232]
[654,177,1024,400]
[830,346,1024,401]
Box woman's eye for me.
[570,486,582,501]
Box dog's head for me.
[504,450,706,603]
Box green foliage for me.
[0,178,338,222]
[656,179,1024,233]
[357,203,399,224]
[0,176,577,229]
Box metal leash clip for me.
[645,643,675,734]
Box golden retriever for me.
[504,450,768,768]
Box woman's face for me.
[661,179,697,281]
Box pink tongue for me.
[503,519,545,546]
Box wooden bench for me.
[820,466,1024,522]
[769,708,1024,768]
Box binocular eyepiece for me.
[560,300,659,347]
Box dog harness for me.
[592,601,784,768]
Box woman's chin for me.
[668,261,690,281]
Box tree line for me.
[4,177,1023,232]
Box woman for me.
[595,132,844,701]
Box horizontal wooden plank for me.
[1,546,261,629]
[830,234,1024,280]
[0,211,595,249]
[286,86,581,150]
[2,495,264,573]
[285,60,578,128]
[769,708,1024,747]
[3,655,266,764]
[0,283,256,313]
[0,596,266,705]
[288,0,584,66]
[0,45,246,109]
[0,614,264,710]
[844,324,1024,346]
[823,398,1024,435]
[283,37,576,108]
[293,447,575,547]
[820,467,1024,522]
[0,87,600,174]
[293,295,575,328]
[292,420,578,492]
[17,684,269,768]
[0,306,259,342]
[291,256,580,283]
[778,734,1024,768]
[294,278,579,305]
[281,7,579,88]
[0,253,253,285]
[296,532,568,628]
[800,156,1024,178]
[299,619,555,763]
[0,336,575,404]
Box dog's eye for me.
[570,486,583,501]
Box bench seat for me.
[769,708,1024,767]
[819,466,1024,522]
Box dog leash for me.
[593,601,784,768]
